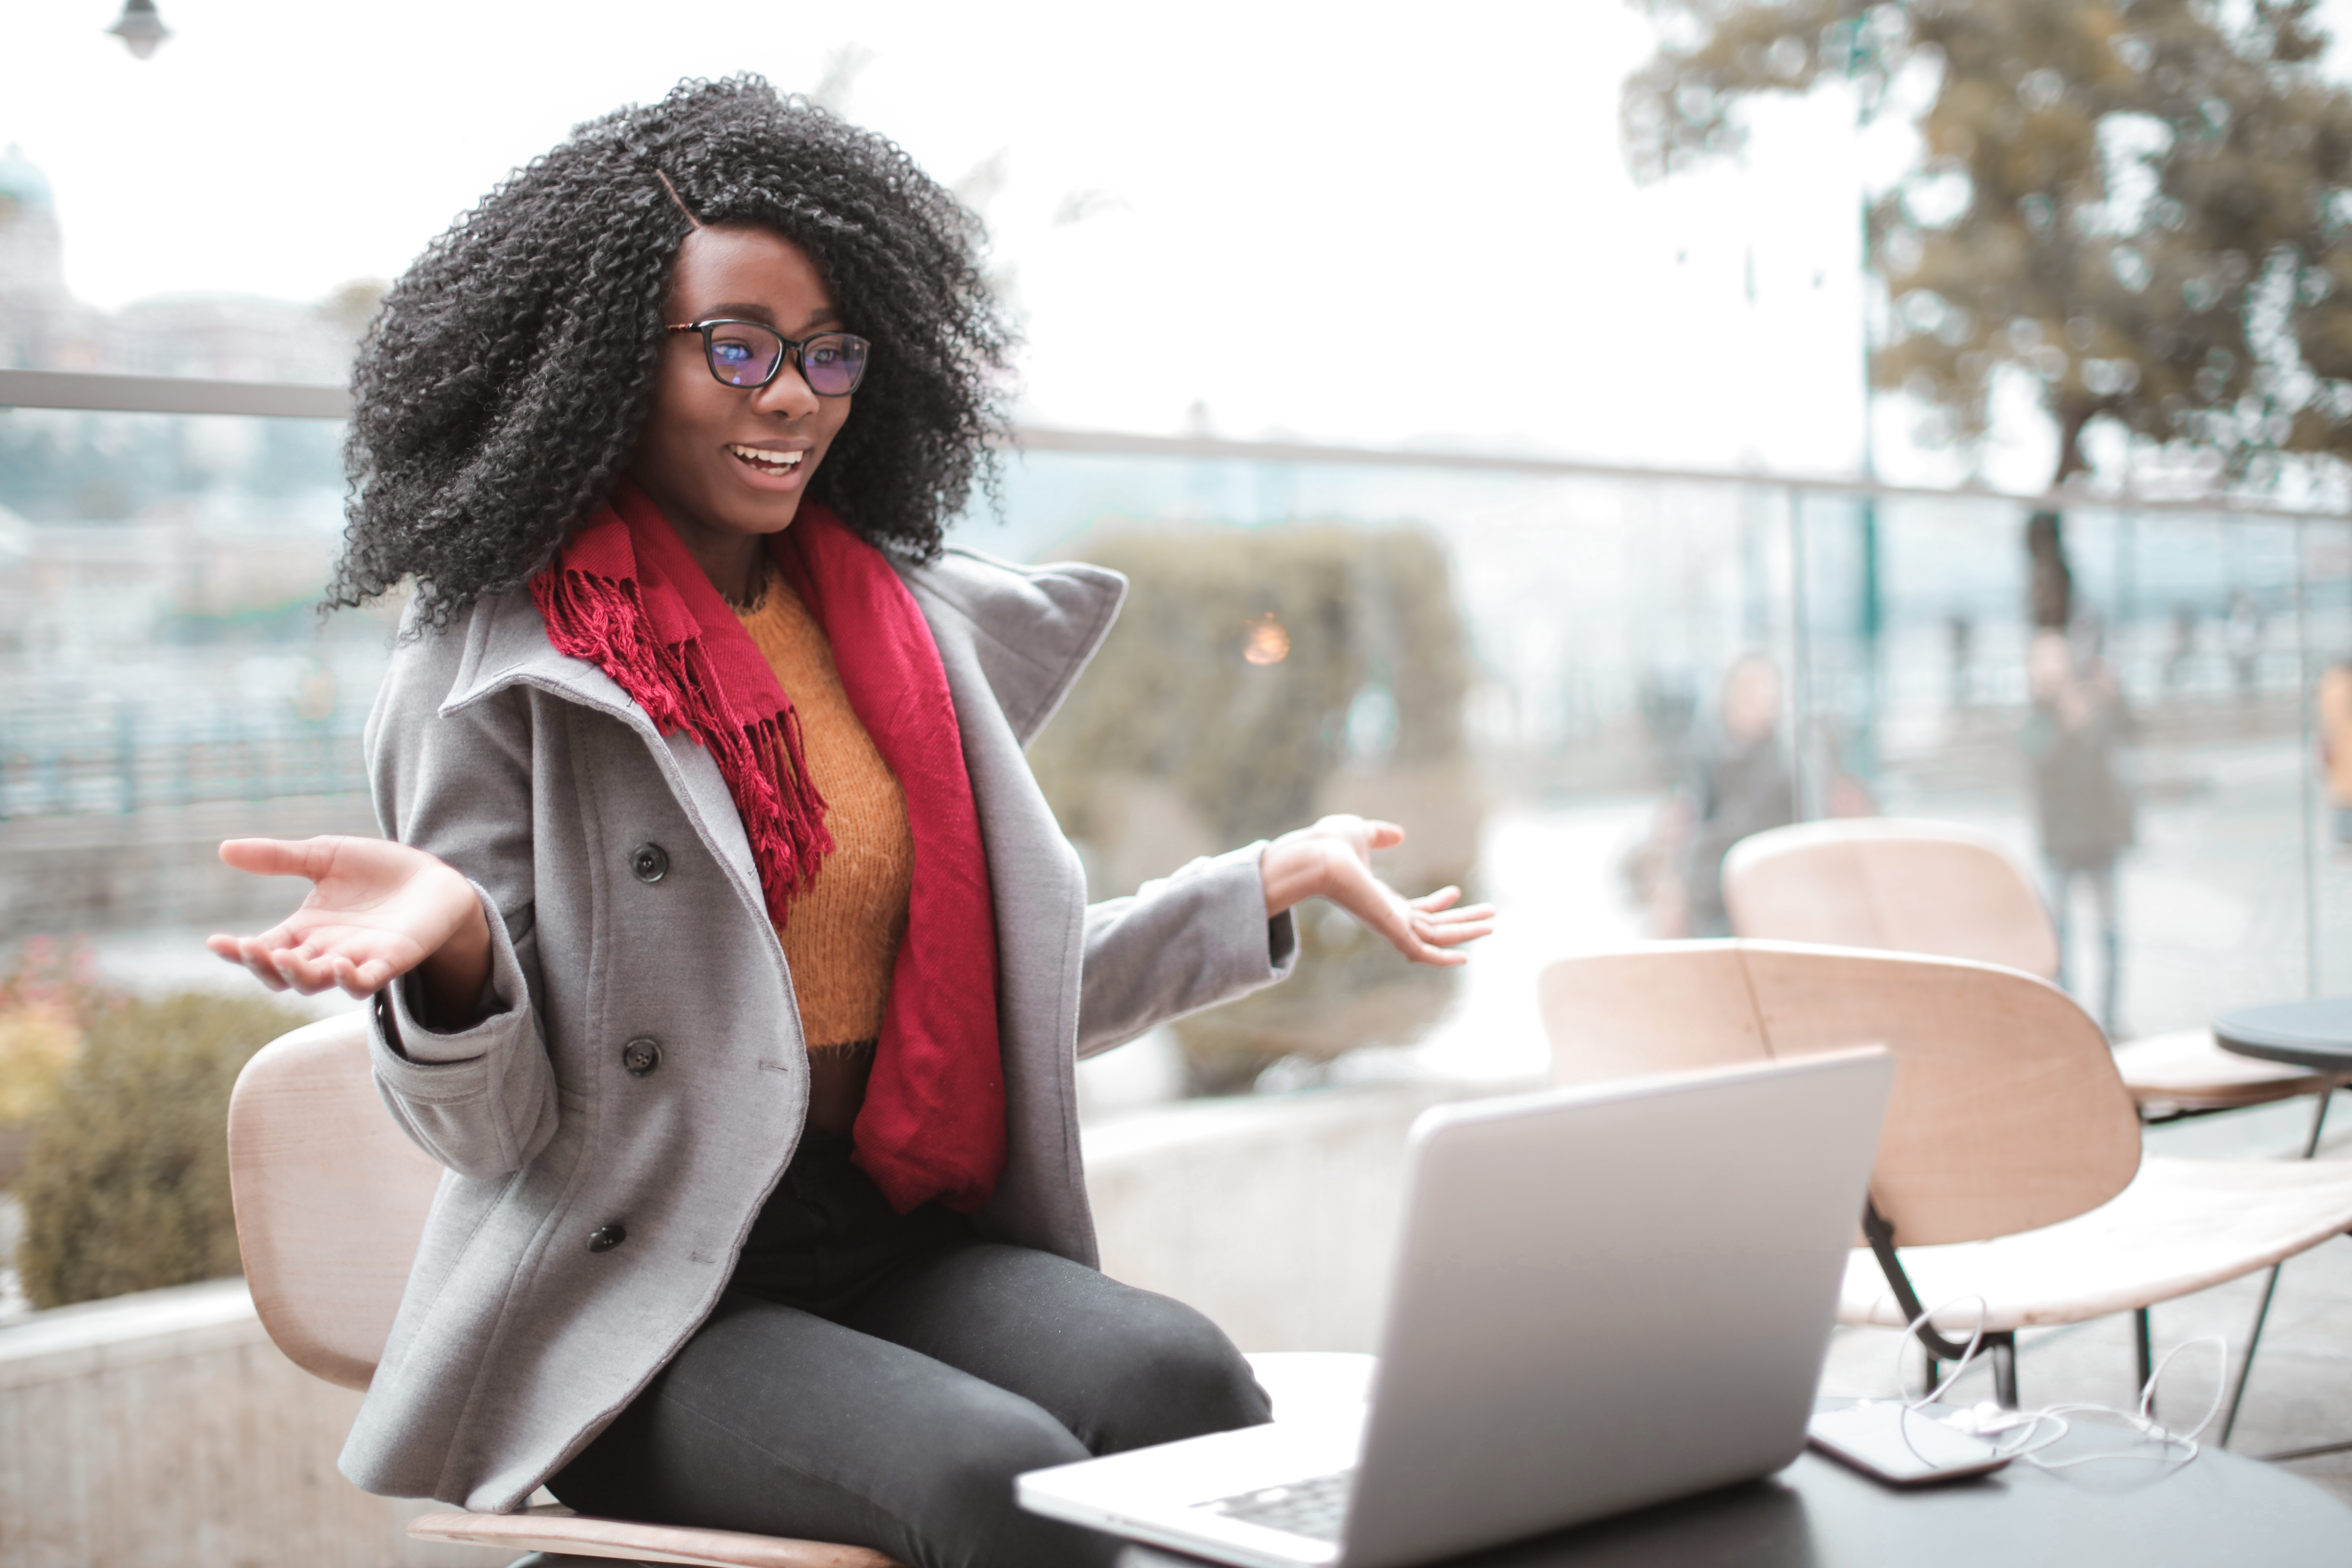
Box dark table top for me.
[2214,998,2352,1072]
[1112,1428,2352,1568]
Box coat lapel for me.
[894,546,1128,747]
[439,588,760,893]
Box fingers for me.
[254,935,334,993]
[1398,888,1496,952]
[210,930,381,996]
[332,954,391,999]
[1271,820,1495,965]
[1321,868,1458,969]
[211,933,292,991]
[218,836,339,880]
[1321,863,1494,966]
[1414,902,1495,930]
[283,934,381,996]
[1390,918,1470,966]
[1398,900,1489,962]
[1410,911,1495,950]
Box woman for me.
[209,77,1489,1568]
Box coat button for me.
[622,1037,662,1076]
[586,1225,627,1253]
[630,843,669,884]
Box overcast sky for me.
[0,0,2216,489]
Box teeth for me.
[729,444,803,469]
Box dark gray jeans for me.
[549,1135,1271,1568]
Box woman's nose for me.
[751,354,822,417]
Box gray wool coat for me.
[338,544,1298,1512]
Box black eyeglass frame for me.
[662,319,871,396]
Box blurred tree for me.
[1625,0,2352,502]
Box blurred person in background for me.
[2022,629,2136,1033]
[1621,651,1873,938]
[2321,656,2352,847]
[1945,612,1975,711]
[203,78,1488,1568]
[1682,652,1795,936]
[2227,591,2267,701]
[2163,602,2200,692]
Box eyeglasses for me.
[663,319,870,396]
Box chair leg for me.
[1922,1343,2016,1406]
[2301,1088,2335,1160]
[1989,1333,2019,1410]
[1866,1200,1989,1406]
[2221,1263,2287,1447]
[2134,1307,2154,1410]
[2261,1436,2352,1463]
[2220,1093,2336,1448]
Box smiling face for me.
[629,224,853,597]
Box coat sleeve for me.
[1075,842,1298,1059]
[361,642,560,1180]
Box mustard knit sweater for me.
[735,572,914,1050]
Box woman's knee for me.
[916,1400,1111,1568]
[1079,1290,1272,1453]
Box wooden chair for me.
[226,1011,909,1567]
[228,1013,1364,1565]
[1538,941,2352,1412]
[1720,817,2344,1124]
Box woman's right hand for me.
[207,836,492,1018]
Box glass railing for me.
[0,385,380,821]
[1,369,2341,1092]
[974,441,2342,1098]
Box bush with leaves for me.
[15,991,309,1309]
[0,938,122,1188]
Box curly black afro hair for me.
[328,74,1012,625]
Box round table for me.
[2215,998,2352,1163]
[2215,998,2352,1074]
[1114,1436,2352,1567]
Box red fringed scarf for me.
[532,479,1005,1214]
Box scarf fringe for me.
[531,564,833,926]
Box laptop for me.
[1018,1048,1893,1568]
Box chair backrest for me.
[226,1011,443,1390]
[1537,940,2140,1247]
[1721,818,2060,981]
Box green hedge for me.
[15,992,307,1309]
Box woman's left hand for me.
[1259,815,1496,967]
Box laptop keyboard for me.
[1197,1469,1354,1542]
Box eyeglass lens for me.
[705,322,867,396]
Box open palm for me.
[1262,815,1496,967]
[207,836,483,998]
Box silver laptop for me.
[1018,1048,1893,1568]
